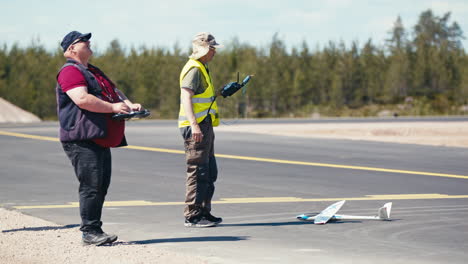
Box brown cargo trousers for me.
[181,116,218,219]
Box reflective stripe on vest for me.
[191,96,216,103]
[178,59,219,128]
[178,108,217,121]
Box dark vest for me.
[56,59,126,146]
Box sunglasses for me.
[71,37,88,46]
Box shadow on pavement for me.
[121,236,250,245]
[2,224,80,233]
[222,219,397,226]
[220,221,315,227]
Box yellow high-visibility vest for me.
[178,59,219,128]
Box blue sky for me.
[1,0,467,53]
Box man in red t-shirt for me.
[58,62,127,147]
[56,31,143,246]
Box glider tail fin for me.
[378,202,392,220]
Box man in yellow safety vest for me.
[178,32,241,227]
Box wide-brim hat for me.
[189,32,223,60]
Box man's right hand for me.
[191,124,203,143]
[112,102,130,114]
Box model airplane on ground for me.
[296,200,392,224]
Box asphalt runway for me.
[1,120,468,263]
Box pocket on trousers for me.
[62,142,78,163]
[185,140,206,164]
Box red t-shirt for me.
[57,65,125,147]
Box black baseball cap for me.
[61,31,92,52]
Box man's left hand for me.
[221,82,242,98]
[129,103,142,111]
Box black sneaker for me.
[82,230,118,246]
[184,216,216,228]
[204,213,223,224]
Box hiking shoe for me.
[96,228,118,244]
[184,216,217,228]
[82,230,118,246]
[204,213,223,224]
[101,232,118,244]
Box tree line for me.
[0,9,467,120]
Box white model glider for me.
[296,200,392,224]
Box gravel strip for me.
[0,208,206,264]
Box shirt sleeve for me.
[180,67,201,93]
[57,66,87,93]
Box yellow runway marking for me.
[124,145,184,154]
[1,130,468,179]
[12,193,468,209]
[212,153,468,179]
[0,130,59,142]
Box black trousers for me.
[62,140,112,232]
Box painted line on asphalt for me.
[12,193,468,209]
[125,145,184,154]
[1,130,467,179]
[211,153,468,179]
[0,130,59,142]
